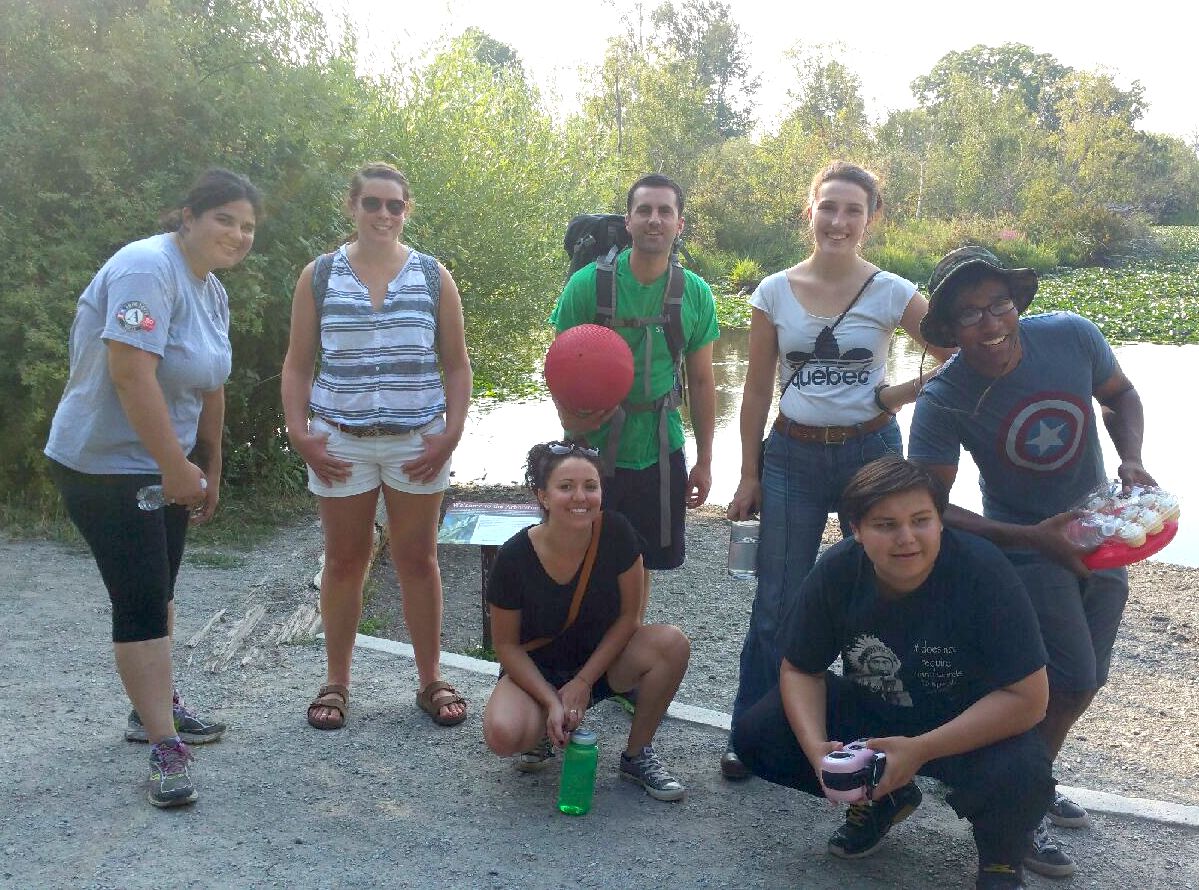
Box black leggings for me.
[731,673,1054,870]
[49,460,189,643]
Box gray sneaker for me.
[1047,791,1089,828]
[619,744,686,801]
[1023,816,1076,877]
[516,737,556,773]
[147,737,197,808]
[127,691,226,744]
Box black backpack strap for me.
[311,251,335,314]
[662,254,686,370]
[594,243,620,328]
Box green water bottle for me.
[556,729,599,815]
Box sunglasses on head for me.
[359,196,406,215]
[547,441,599,458]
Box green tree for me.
[370,36,608,395]
[650,0,760,137]
[0,0,368,496]
[912,43,1071,131]
[782,43,869,155]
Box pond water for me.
[454,330,1197,568]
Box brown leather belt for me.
[317,417,418,438]
[772,412,892,445]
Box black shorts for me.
[602,447,686,570]
[48,459,189,643]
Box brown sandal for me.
[307,684,349,730]
[416,680,468,727]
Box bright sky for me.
[331,0,1196,142]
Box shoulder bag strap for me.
[522,514,604,653]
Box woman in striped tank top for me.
[282,163,473,730]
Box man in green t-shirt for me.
[549,174,719,618]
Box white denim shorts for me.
[306,415,451,497]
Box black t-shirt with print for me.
[781,528,1047,734]
[487,510,641,676]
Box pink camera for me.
[820,739,886,802]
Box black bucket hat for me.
[920,246,1038,348]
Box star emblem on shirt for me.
[1026,420,1066,455]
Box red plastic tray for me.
[1083,520,1179,570]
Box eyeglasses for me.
[954,298,1016,328]
[547,442,599,458]
[359,196,406,215]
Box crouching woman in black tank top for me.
[482,441,692,802]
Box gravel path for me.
[369,484,1199,809]
[1,496,1195,889]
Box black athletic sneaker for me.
[1023,816,1077,877]
[976,863,1025,889]
[127,691,226,744]
[1047,791,1089,828]
[827,781,923,859]
[147,737,197,808]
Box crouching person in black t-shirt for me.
[482,441,691,802]
[731,456,1053,889]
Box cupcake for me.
[1158,494,1181,523]
[1140,509,1164,535]
[1116,519,1147,549]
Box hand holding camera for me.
[820,739,887,802]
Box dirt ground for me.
[364,485,1199,808]
[0,493,1195,889]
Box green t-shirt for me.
[549,249,719,469]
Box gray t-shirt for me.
[908,311,1115,528]
[45,233,232,474]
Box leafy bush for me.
[0,0,605,504]
[682,244,739,290]
[990,235,1058,272]
[729,258,765,293]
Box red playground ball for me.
[544,324,635,413]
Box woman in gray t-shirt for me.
[44,169,261,809]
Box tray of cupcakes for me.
[1070,483,1181,570]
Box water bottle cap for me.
[569,728,597,745]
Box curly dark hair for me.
[524,441,603,510]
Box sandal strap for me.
[316,683,349,701]
[419,680,465,706]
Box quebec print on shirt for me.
[785,326,873,390]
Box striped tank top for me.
[309,245,444,431]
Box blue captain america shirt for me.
[909,311,1117,528]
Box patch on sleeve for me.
[114,301,156,333]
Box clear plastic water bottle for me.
[137,478,206,511]
[728,519,759,579]
[556,729,598,815]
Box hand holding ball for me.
[544,324,635,414]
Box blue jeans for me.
[729,420,903,727]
